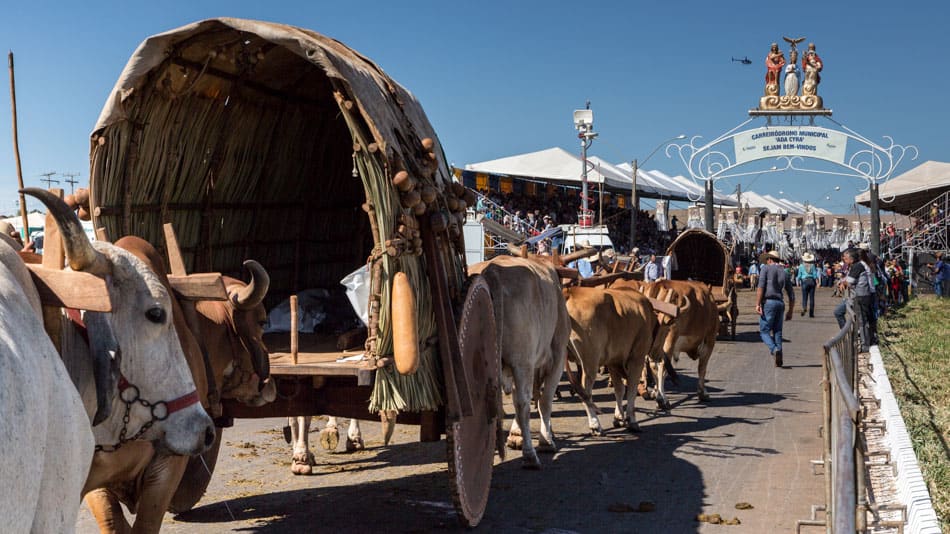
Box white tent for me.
[733,191,789,214]
[1,212,96,241]
[614,164,737,205]
[465,147,633,190]
[855,160,950,214]
[1,211,46,233]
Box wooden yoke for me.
[163,222,228,417]
[163,223,227,301]
[41,188,67,354]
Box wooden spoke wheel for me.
[168,426,223,514]
[447,275,500,527]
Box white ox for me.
[26,189,216,457]
[0,233,94,533]
[469,255,571,469]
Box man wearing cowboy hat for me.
[756,249,795,366]
[568,239,595,278]
[797,252,819,317]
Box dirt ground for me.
[76,287,840,533]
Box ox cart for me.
[666,229,738,339]
[86,18,501,527]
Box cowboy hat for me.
[766,250,782,261]
[801,252,815,263]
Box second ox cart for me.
[665,229,738,339]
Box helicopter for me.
[732,56,752,65]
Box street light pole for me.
[581,135,590,214]
[870,181,881,255]
[630,158,638,250]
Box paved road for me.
[77,286,843,533]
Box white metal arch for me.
[667,116,917,202]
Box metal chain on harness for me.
[94,380,171,453]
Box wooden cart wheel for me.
[447,275,500,528]
[168,426,223,514]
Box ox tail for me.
[564,340,593,404]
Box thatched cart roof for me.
[89,18,466,412]
[666,228,733,290]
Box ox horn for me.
[21,188,106,273]
[230,260,270,310]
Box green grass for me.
[878,296,950,531]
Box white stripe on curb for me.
[868,345,942,534]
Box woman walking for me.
[797,252,819,317]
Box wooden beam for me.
[163,222,188,276]
[41,188,66,355]
[27,264,112,312]
[167,273,228,301]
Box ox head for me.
[23,189,215,456]
[197,260,276,406]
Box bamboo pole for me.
[8,52,29,242]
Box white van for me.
[559,224,614,254]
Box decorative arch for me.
[666,116,917,202]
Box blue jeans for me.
[936,279,945,297]
[759,299,785,354]
[801,278,816,316]
[834,299,847,328]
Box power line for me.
[62,172,81,194]
[39,171,59,189]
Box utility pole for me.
[62,172,80,194]
[630,158,638,249]
[40,171,59,189]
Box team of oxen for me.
[0,189,274,533]
[0,190,722,532]
[469,251,722,468]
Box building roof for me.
[855,161,950,215]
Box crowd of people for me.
[474,188,675,254]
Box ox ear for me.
[83,312,121,426]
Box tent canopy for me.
[465,147,632,191]
[855,161,950,215]
[614,165,737,205]
[465,147,699,200]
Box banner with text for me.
[734,126,847,165]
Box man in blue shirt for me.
[748,260,760,289]
[756,250,795,366]
[645,254,664,282]
[932,252,950,297]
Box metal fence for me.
[798,298,906,533]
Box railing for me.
[887,190,949,256]
[798,297,906,533]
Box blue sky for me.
[1,1,947,217]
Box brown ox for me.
[82,237,272,532]
[612,279,719,409]
[564,286,670,434]
[469,255,571,469]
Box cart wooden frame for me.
[87,18,500,527]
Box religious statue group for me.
[760,37,824,111]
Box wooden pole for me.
[290,294,299,365]
[9,52,29,242]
